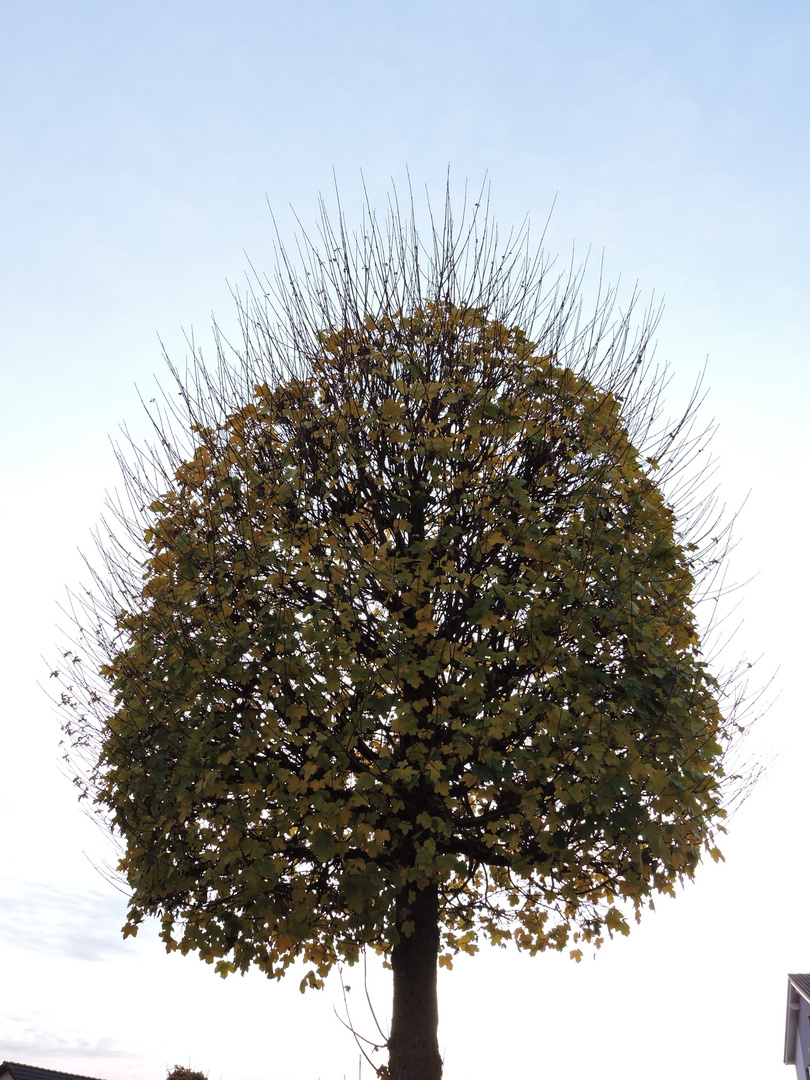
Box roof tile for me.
[2,1062,108,1080]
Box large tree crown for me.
[57,191,746,988]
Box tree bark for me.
[388,882,442,1080]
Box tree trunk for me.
[388,882,442,1080]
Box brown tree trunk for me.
[388,882,442,1080]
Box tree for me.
[58,188,749,1080]
[166,1068,207,1080]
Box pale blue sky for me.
[1,2,808,1079]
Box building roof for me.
[784,974,810,1066]
[1,1063,108,1080]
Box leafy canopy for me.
[58,192,743,992]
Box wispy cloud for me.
[0,881,131,962]
[0,1016,133,1061]
[0,1014,153,1080]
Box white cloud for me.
[0,882,130,962]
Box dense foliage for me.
[166,1067,207,1080]
[58,191,746,1079]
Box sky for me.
[1,0,808,1078]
